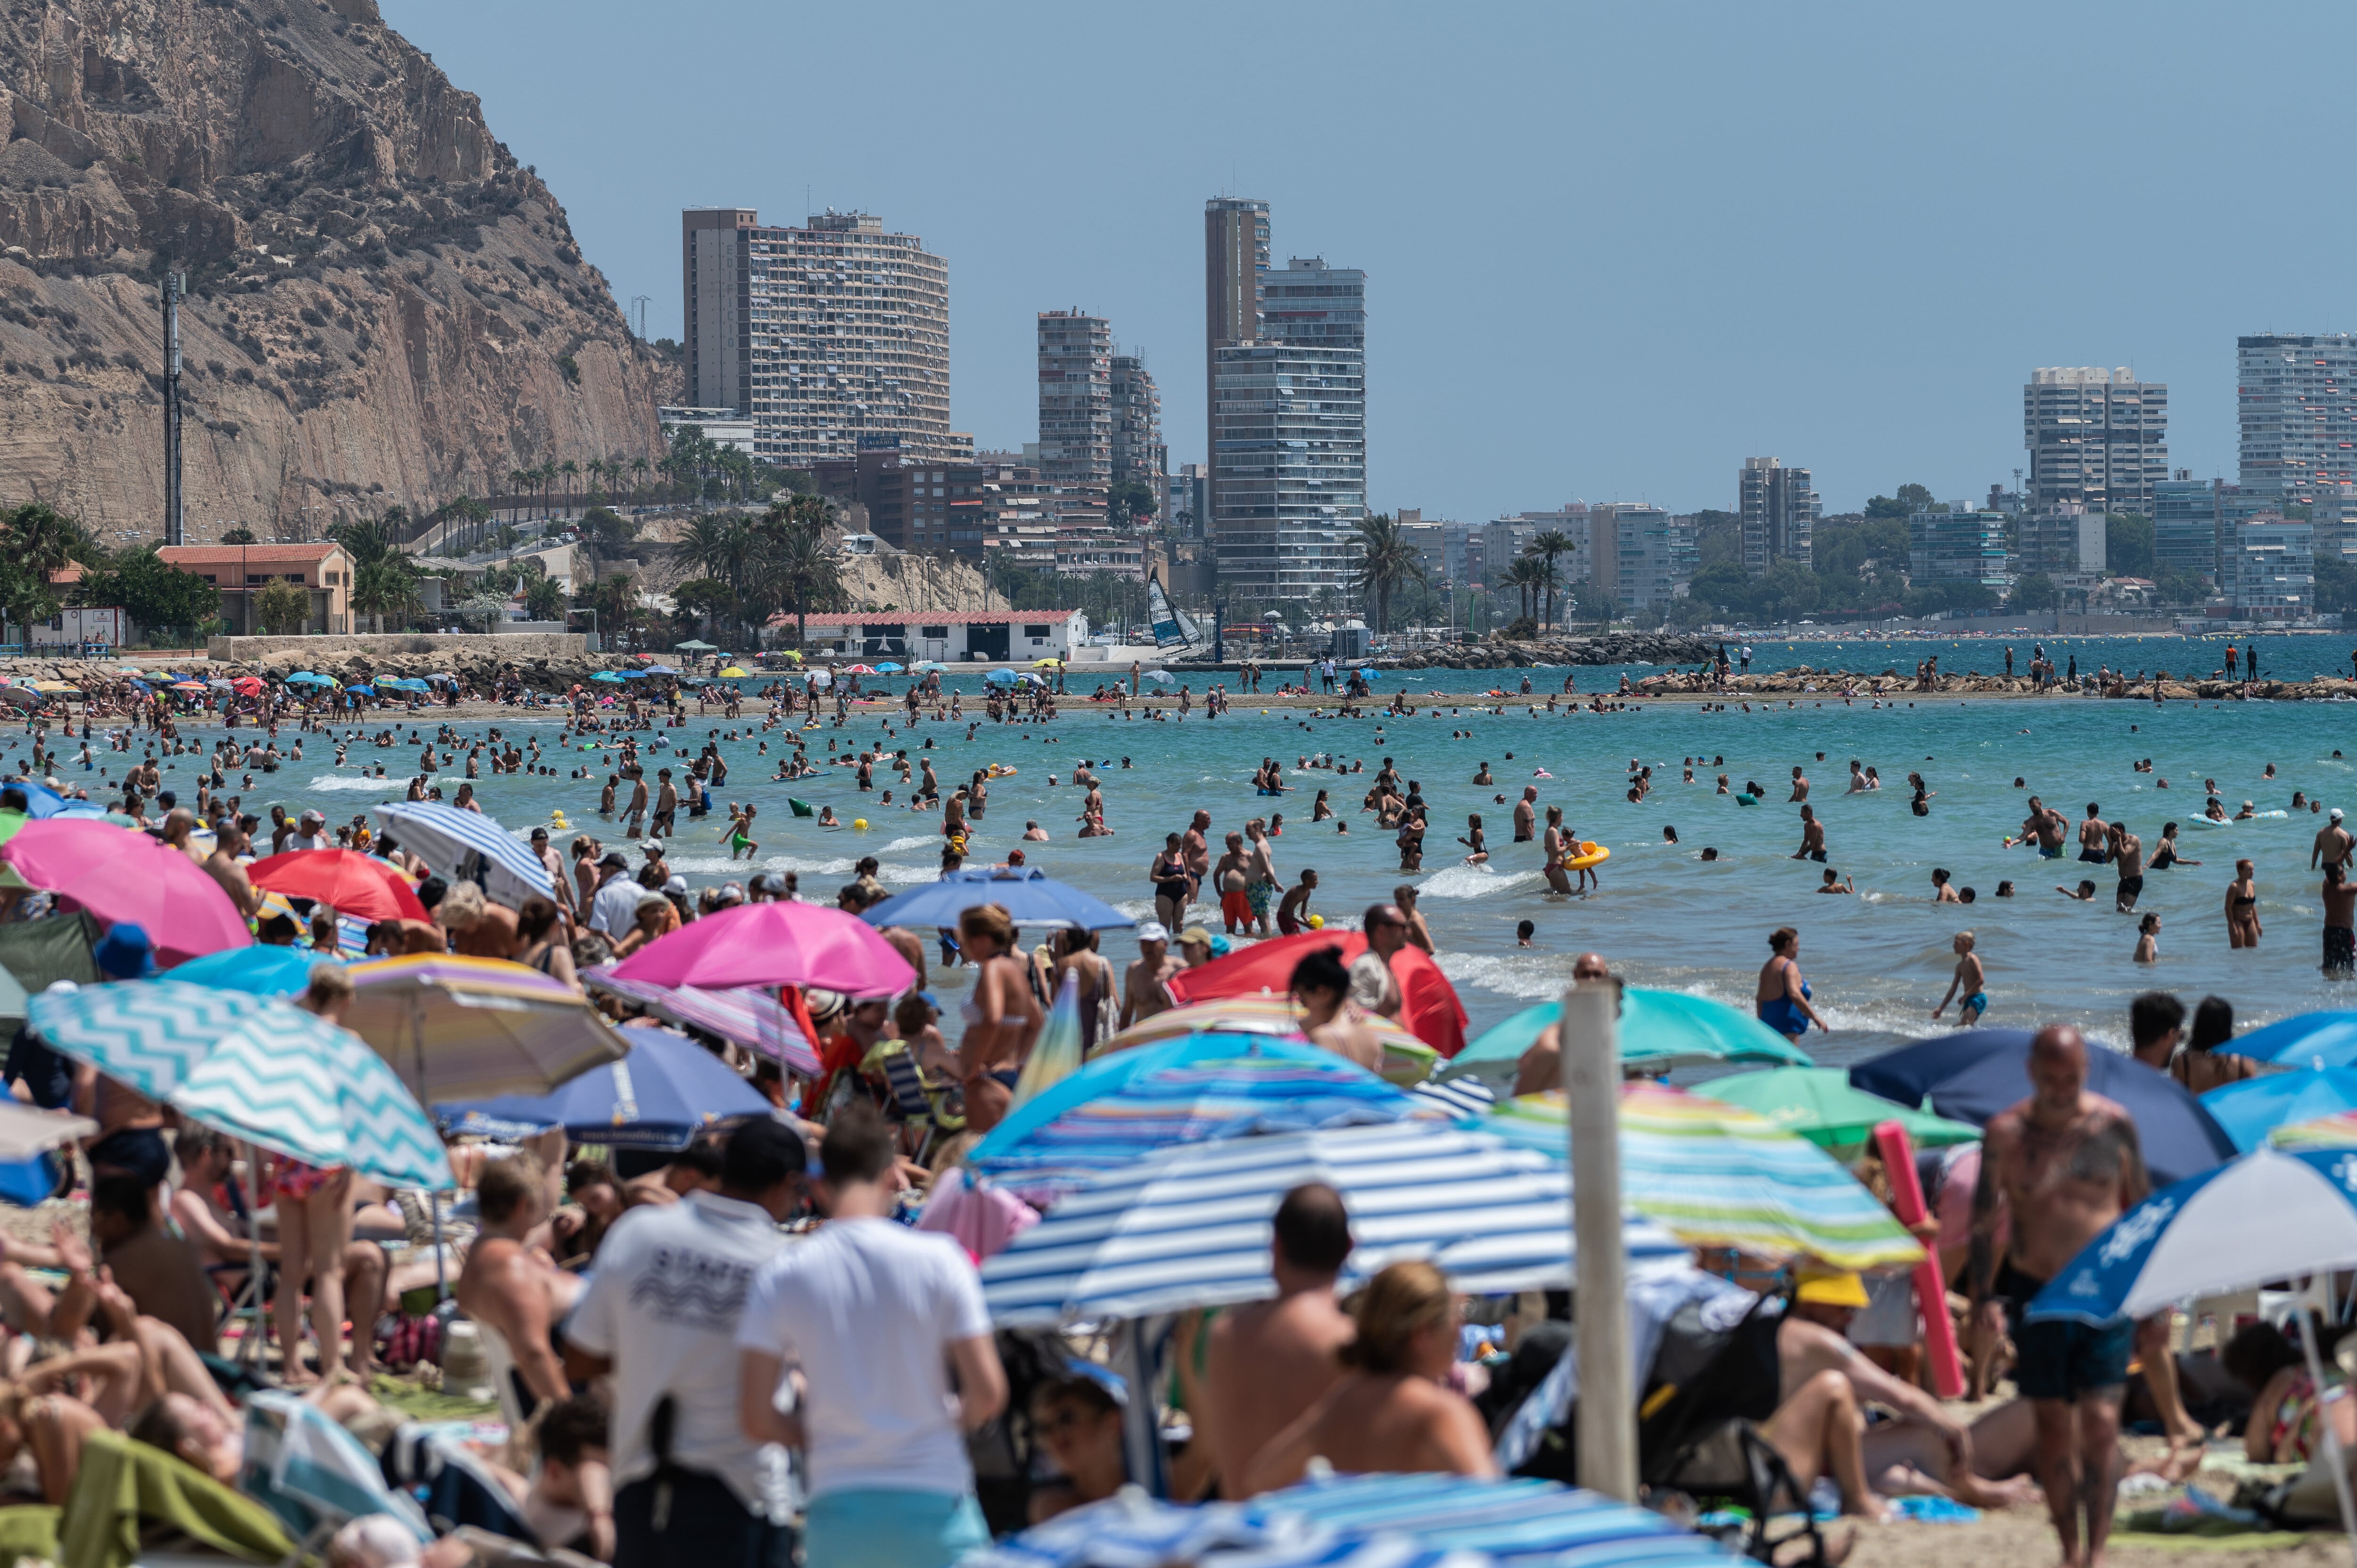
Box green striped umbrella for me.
[1487,1082,1923,1271]
[1696,1067,1982,1156]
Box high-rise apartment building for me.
[2153,471,2277,585]
[1109,355,1165,497]
[1738,458,1817,572]
[1211,340,1365,605]
[2237,334,2357,501]
[679,208,951,469]
[2024,367,2168,513]
[1165,463,1208,538]
[2226,514,2315,619]
[2014,505,2107,579]
[1037,311,1112,491]
[1588,504,1692,614]
[1206,220,1368,608]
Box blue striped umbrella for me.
[173,1001,453,1189]
[966,1035,1428,1202]
[861,868,1135,932]
[979,1121,1689,1327]
[371,802,553,906]
[28,980,272,1101]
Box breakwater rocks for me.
[1385,633,1714,670]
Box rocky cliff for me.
[0,0,663,534]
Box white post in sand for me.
[1563,980,1635,1502]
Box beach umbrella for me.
[249,849,429,924]
[1849,1029,2235,1186]
[230,676,262,696]
[673,640,718,652]
[27,979,264,1100]
[617,669,649,679]
[983,667,1019,685]
[2027,1146,2357,1327]
[2201,1067,2357,1152]
[1164,931,1469,1058]
[590,671,625,683]
[0,821,249,966]
[2225,1010,2357,1071]
[580,967,819,1076]
[642,665,681,676]
[30,681,77,694]
[0,688,38,708]
[859,868,1135,932]
[168,681,206,692]
[343,953,628,1103]
[717,667,749,678]
[285,672,331,686]
[166,944,331,998]
[1096,995,1436,1086]
[369,802,553,907]
[1689,1067,1981,1155]
[608,901,917,995]
[1011,967,1089,1109]
[0,1099,93,1160]
[1486,1084,1923,1271]
[873,662,904,674]
[386,677,431,692]
[1444,993,1811,1084]
[912,661,945,672]
[124,679,150,694]
[838,664,875,675]
[968,1034,1427,1203]
[980,1120,1689,1327]
[172,995,454,1190]
[343,685,377,697]
[2271,1112,2357,1149]
[1140,670,1174,684]
[437,1027,770,1150]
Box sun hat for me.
[1793,1263,1871,1309]
[1177,926,1212,948]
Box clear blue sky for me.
[384,0,2356,520]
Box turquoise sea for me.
[194,632,2357,1072]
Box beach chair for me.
[380,1421,536,1543]
[880,1043,964,1161]
[241,1389,433,1558]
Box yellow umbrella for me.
[1031,657,1064,668]
[31,681,78,694]
[1096,994,1436,1086]
[718,666,749,678]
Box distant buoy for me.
[853,818,869,830]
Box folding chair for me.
[241,1389,433,1560]
[880,1045,964,1162]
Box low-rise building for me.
[156,543,354,634]
[776,609,1088,663]
[658,406,757,457]
[2226,514,2315,620]
[2015,505,2108,577]
[1907,510,2010,587]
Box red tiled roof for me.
[157,544,346,566]
[766,610,1083,627]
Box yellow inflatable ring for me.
[988,763,1019,778]
[1562,841,1611,872]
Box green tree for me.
[2011,571,2059,610]
[350,552,422,632]
[2106,513,2155,579]
[671,577,735,637]
[753,493,842,646]
[1527,529,1573,628]
[1865,484,1940,519]
[1108,480,1158,525]
[1351,512,1424,634]
[1497,556,1543,627]
[1690,509,1742,567]
[219,526,257,545]
[521,575,568,623]
[78,547,221,641]
[1687,559,1755,618]
[253,577,310,634]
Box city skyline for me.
[385,0,2357,521]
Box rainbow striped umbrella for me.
[1487,1082,1922,1270]
[969,1034,1429,1202]
[342,954,627,1102]
[2270,1111,2357,1149]
[581,965,819,1076]
[1096,995,1437,1087]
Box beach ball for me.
[1306,914,1325,929]
[853,818,868,830]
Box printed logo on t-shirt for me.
[631,1244,759,1331]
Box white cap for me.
[2335,808,2345,821]
[1135,919,1170,944]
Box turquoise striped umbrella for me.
[29,980,452,1190]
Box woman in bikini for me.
[277,967,360,1384]
[2173,994,2258,1092]
[2226,858,2263,948]
[956,903,1043,1136]
[1540,806,1574,895]
[511,895,578,989]
[1756,926,1830,1040]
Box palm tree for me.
[755,493,840,647]
[630,455,650,502]
[1527,530,1574,630]
[679,513,757,640]
[521,574,567,623]
[1350,512,1425,635]
[560,460,580,516]
[506,469,530,527]
[350,552,422,632]
[1519,544,1560,632]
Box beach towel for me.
[59,1429,292,1568]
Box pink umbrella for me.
[610,902,917,996]
[0,820,251,965]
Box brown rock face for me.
[0,0,662,534]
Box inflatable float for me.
[1563,841,1610,872]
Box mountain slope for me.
[0,0,662,534]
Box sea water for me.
[175,632,2357,1072]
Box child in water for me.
[1932,932,1986,1024]
[1459,813,1489,865]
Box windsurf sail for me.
[1149,574,1203,652]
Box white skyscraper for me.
[2024,367,2167,513]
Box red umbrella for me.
[0,820,249,966]
[248,849,429,923]
[1164,930,1470,1057]
[231,676,264,696]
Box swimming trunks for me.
[1277,908,1302,935]
[2328,925,2355,975]
[1998,1258,2131,1401]
[2038,844,2063,859]
[1806,848,1827,863]
[1220,888,1252,927]
[1246,879,1277,919]
[1963,992,1987,1017]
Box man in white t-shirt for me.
[738,1106,1005,1568]
[289,809,330,850]
[567,1119,808,1568]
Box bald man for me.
[1511,953,1614,1095]
[1970,1025,2146,1568]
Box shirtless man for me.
[454,1153,582,1419]
[1472,761,1493,786]
[203,823,262,917]
[2314,807,2353,872]
[1511,952,1614,1095]
[2077,804,2110,864]
[1788,764,1810,803]
[1511,786,1538,843]
[1275,868,1319,936]
[1198,1184,1357,1497]
[1182,809,1213,900]
[1244,820,1281,937]
[1119,920,1180,1029]
[1970,1026,2146,1568]
[1289,949,1384,1072]
[1792,804,1826,862]
[2110,822,2144,913]
[1212,832,1253,935]
[622,767,649,838]
[2011,796,2069,858]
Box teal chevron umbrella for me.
[28,980,451,1189]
